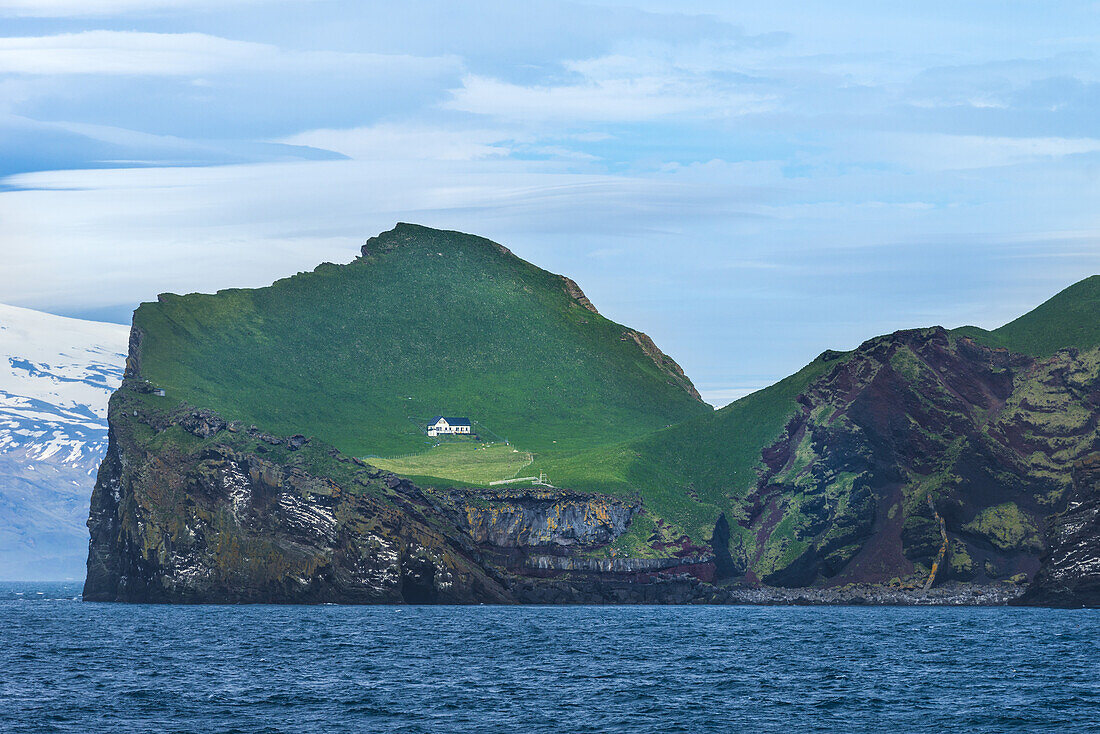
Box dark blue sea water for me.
[1,582,1098,733]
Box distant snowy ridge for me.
[0,303,128,472]
[0,303,128,579]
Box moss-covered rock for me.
[963,503,1042,552]
[947,544,976,580]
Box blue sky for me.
[1,0,1098,405]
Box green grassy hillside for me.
[534,273,1099,556]
[531,351,844,547]
[133,224,710,458]
[954,275,1100,357]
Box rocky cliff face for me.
[85,394,515,603]
[734,328,1099,588]
[1019,454,1100,607]
[436,486,638,548]
[83,383,703,603]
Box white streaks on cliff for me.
[277,493,337,544]
[222,464,253,524]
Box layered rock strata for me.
[1019,454,1100,607]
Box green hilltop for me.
[953,274,1100,357]
[133,224,710,458]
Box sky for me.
[1,1,1099,406]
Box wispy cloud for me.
[444,41,780,123]
[446,73,774,122]
[857,133,1100,171]
[0,0,313,16]
[279,124,513,162]
[0,31,456,76]
[0,158,703,311]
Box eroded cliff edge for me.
[83,383,715,604]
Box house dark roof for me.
[430,416,472,426]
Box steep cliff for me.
[736,329,1098,587]
[435,486,638,548]
[85,394,509,603]
[84,384,704,603]
[534,310,1099,591]
[84,224,724,603]
[1019,454,1100,607]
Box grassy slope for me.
[531,353,842,546]
[134,224,710,458]
[367,442,533,485]
[954,275,1100,357]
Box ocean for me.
[1,582,1097,733]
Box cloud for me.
[446,72,774,122]
[0,32,266,75]
[0,158,709,311]
[0,114,343,176]
[278,123,615,164]
[279,124,513,162]
[0,0,311,16]
[442,41,781,124]
[854,133,1100,171]
[0,31,456,77]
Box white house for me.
[427,416,472,436]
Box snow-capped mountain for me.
[0,304,129,580]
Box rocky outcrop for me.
[436,486,637,548]
[524,554,712,573]
[84,391,519,604]
[710,513,741,578]
[84,385,695,604]
[1019,454,1100,607]
[737,328,1099,588]
[561,276,599,315]
[622,329,704,402]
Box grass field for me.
[133,224,709,458]
[366,442,533,485]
